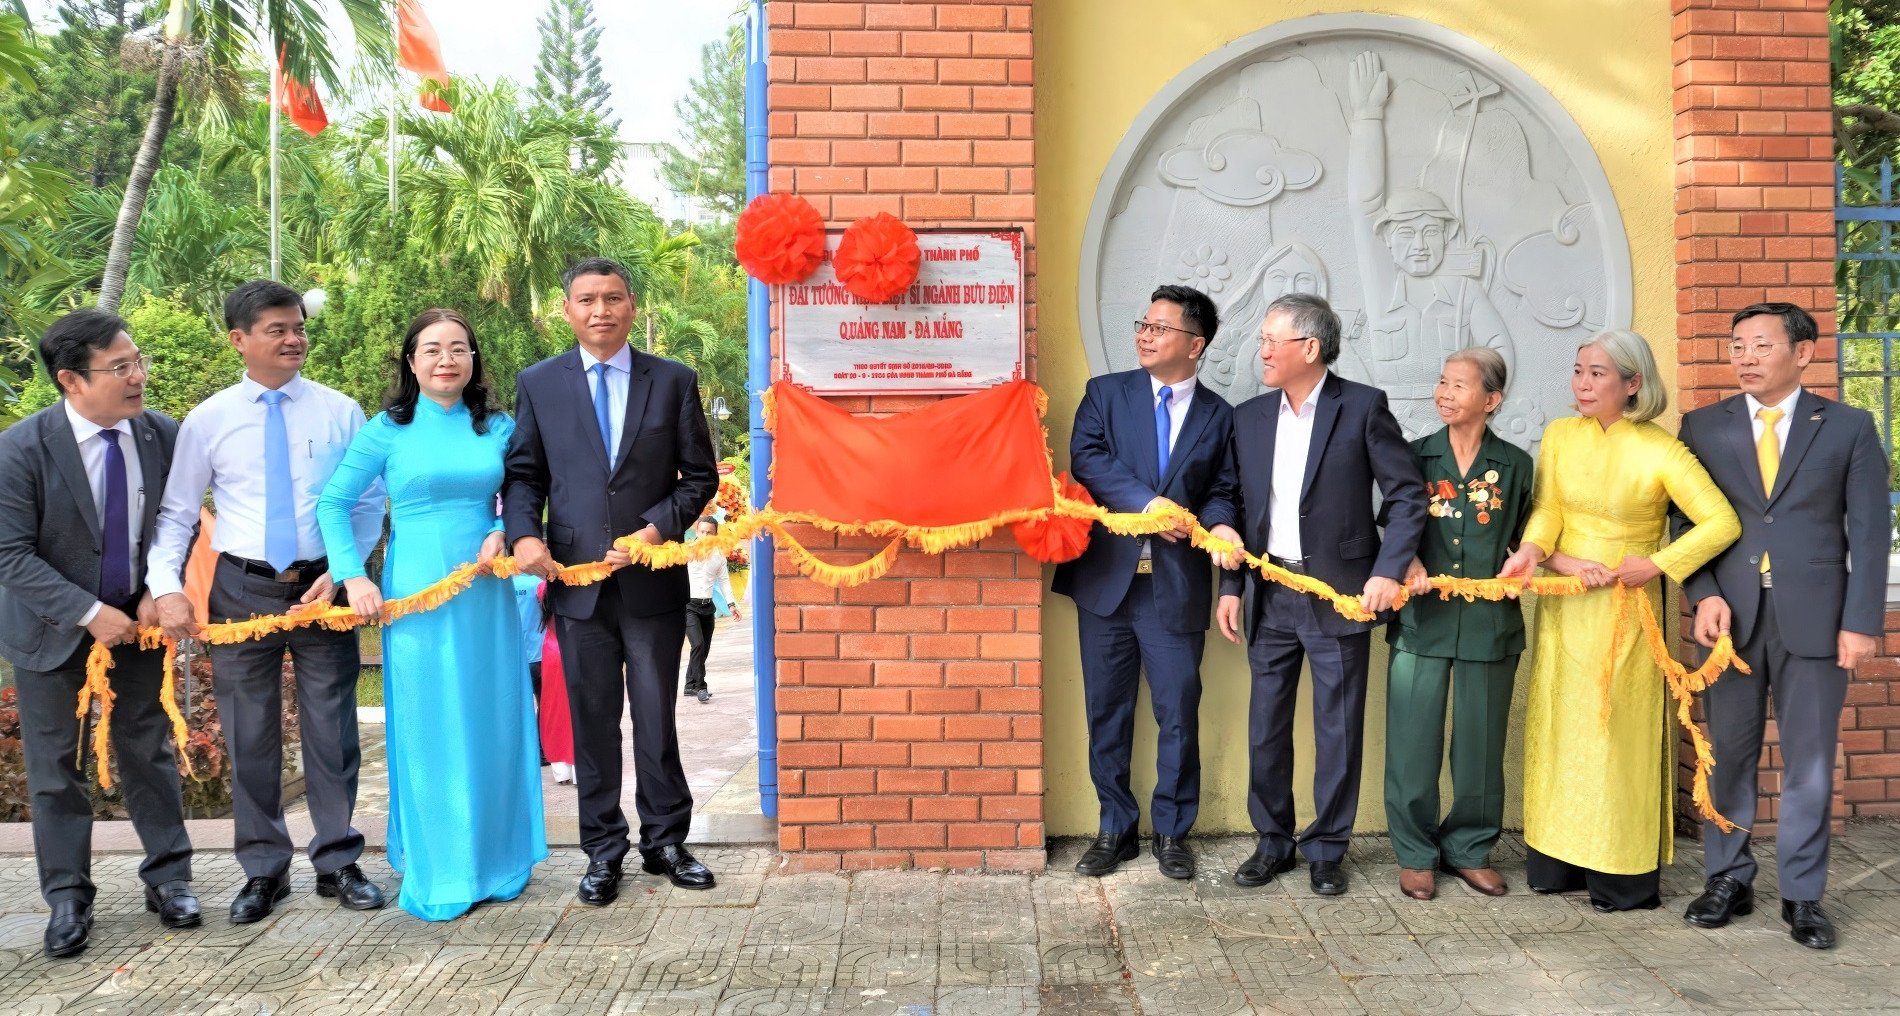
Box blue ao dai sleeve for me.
[318,414,394,584]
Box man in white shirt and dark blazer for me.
[149,281,387,924]
[0,310,195,957]
[1216,292,1427,896]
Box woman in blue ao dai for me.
[317,309,547,920]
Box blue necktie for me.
[592,362,615,469]
[98,429,130,606]
[261,389,297,572]
[1155,385,1173,478]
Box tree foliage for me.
[530,0,618,164]
[659,22,745,218]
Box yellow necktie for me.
[1757,407,1782,573]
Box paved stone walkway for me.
[2,825,1895,1015]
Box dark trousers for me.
[556,580,692,861]
[1246,580,1371,863]
[1383,651,1517,870]
[15,639,192,905]
[1076,575,1205,838]
[206,557,363,879]
[1702,595,1850,902]
[683,597,716,693]
[1526,846,1659,910]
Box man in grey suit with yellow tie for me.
[1674,302,1892,950]
[0,310,196,957]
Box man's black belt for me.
[221,553,327,584]
[1268,554,1308,575]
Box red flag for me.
[274,49,328,136]
[398,0,453,112]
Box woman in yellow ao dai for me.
[1499,330,1739,912]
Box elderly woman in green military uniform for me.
[1384,347,1533,901]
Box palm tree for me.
[97,0,391,312]
[334,78,639,317]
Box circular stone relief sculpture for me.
[1079,14,1633,449]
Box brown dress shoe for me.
[1441,863,1508,896]
[1399,868,1436,900]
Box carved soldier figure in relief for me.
[1344,50,1514,430]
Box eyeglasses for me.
[1134,320,1201,340]
[1260,336,1315,351]
[73,355,152,379]
[1726,341,1788,360]
[413,348,474,362]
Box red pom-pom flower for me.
[735,193,826,285]
[1012,473,1096,564]
[833,212,921,303]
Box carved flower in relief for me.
[1176,245,1233,293]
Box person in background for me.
[1384,348,1531,901]
[149,280,386,924]
[1675,303,1892,950]
[0,310,195,957]
[683,516,740,704]
[1498,330,1739,912]
[511,571,548,756]
[318,308,546,921]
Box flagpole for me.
[269,51,281,282]
[388,4,399,223]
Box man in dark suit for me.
[0,310,196,956]
[505,257,720,900]
[1216,292,1427,895]
[1674,303,1892,950]
[1055,284,1240,880]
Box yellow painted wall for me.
[1036,1,1678,835]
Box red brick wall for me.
[766,0,1044,871]
[1671,0,1900,829]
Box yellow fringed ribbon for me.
[76,641,116,786]
[79,490,1750,831]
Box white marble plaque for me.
[781,230,1026,394]
[1079,14,1633,448]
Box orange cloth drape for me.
[768,379,1054,527]
[180,508,217,625]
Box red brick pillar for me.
[1670,0,1848,833]
[766,0,1044,871]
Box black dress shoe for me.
[578,859,623,905]
[229,875,289,924]
[144,881,201,929]
[1590,898,1616,914]
[1782,899,1836,950]
[1683,874,1753,928]
[1309,859,1348,896]
[316,863,387,911]
[1153,835,1195,880]
[642,844,716,890]
[43,900,91,958]
[1233,844,1298,887]
[1074,829,1139,877]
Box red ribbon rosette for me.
[833,212,921,303]
[1012,473,1095,564]
[735,193,826,285]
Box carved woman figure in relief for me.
[1344,51,1514,428]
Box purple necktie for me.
[99,429,131,606]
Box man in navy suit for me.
[505,258,720,901]
[1055,284,1241,879]
[1216,292,1426,895]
